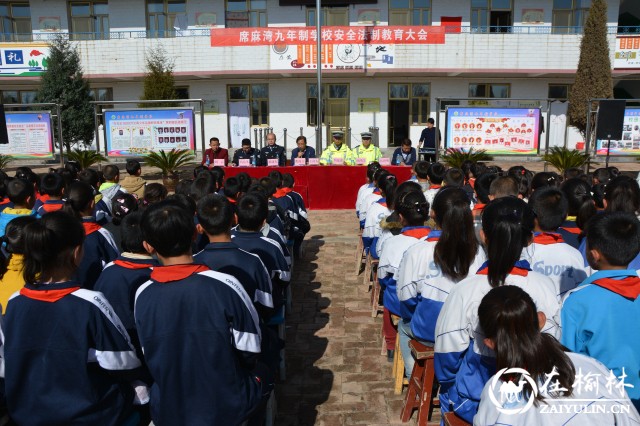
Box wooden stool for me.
[443,412,471,426]
[393,332,408,394]
[371,279,384,317]
[354,232,365,275]
[400,340,439,425]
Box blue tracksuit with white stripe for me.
[76,219,119,290]
[434,261,560,423]
[134,264,264,425]
[5,281,141,425]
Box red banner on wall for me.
[210,25,446,46]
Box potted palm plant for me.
[542,147,591,175]
[143,149,194,192]
[0,154,13,170]
[66,149,107,169]
[440,147,493,168]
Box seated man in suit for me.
[290,136,316,165]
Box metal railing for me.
[0,25,637,43]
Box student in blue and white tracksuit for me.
[363,175,397,253]
[475,285,640,426]
[359,168,388,227]
[396,187,486,377]
[526,188,588,298]
[63,181,119,289]
[434,197,560,423]
[561,212,640,412]
[377,190,431,356]
[134,202,270,426]
[356,162,382,226]
[5,211,144,426]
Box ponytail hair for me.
[392,181,422,212]
[433,187,478,281]
[479,285,574,404]
[561,178,596,230]
[396,190,429,225]
[481,197,535,287]
[63,181,95,219]
[604,175,640,215]
[379,174,398,206]
[0,215,37,279]
[23,211,85,284]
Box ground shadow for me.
[275,235,332,426]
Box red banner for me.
[210,25,446,47]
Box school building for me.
[0,0,638,153]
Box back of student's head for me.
[478,285,574,402]
[366,162,382,182]
[77,168,100,190]
[593,167,619,185]
[379,174,398,204]
[392,181,422,212]
[563,167,582,181]
[189,175,216,202]
[474,173,497,204]
[507,166,532,198]
[102,164,120,182]
[125,159,142,176]
[427,162,446,185]
[489,176,519,199]
[396,190,428,226]
[432,186,478,281]
[0,171,9,199]
[414,161,429,180]
[236,172,251,192]
[561,178,596,229]
[282,173,295,189]
[193,165,208,179]
[14,167,37,185]
[470,162,487,179]
[39,172,64,197]
[373,168,389,187]
[64,161,81,178]
[143,183,168,207]
[7,178,34,206]
[141,201,195,257]
[237,192,268,232]
[268,170,283,188]
[530,172,560,193]
[51,167,74,191]
[259,177,277,198]
[223,177,242,199]
[197,194,234,236]
[165,193,196,217]
[482,197,535,287]
[443,168,464,188]
[586,212,640,267]
[111,192,139,226]
[528,187,567,232]
[604,175,640,215]
[23,211,85,283]
[175,179,193,197]
[120,211,146,254]
[210,166,225,189]
[3,215,37,255]
[63,181,95,218]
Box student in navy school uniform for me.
[255,177,289,241]
[4,211,145,426]
[194,194,274,319]
[35,172,65,216]
[134,202,271,425]
[559,178,596,249]
[526,187,588,297]
[63,181,119,289]
[282,173,310,257]
[231,192,291,311]
[223,176,242,212]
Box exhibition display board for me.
[3,112,54,159]
[596,108,640,156]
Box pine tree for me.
[139,46,179,108]
[37,35,95,152]
[567,0,613,142]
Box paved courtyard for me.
[275,210,419,426]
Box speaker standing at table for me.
[291,135,316,164]
[418,118,440,162]
[259,132,286,166]
[352,132,382,164]
[320,131,355,165]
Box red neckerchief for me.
[401,227,431,239]
[113,260,155,270]
[430,184,442,190]
[533,232,565,245]
[83,222,102,235]
[281,187,293,195]
[273,188,289,198]
[151,264,210,283]
[468,178,476,189]
[560,226,581,234]
[592,276,640,300]
[373,188,381,195]
[477,260,531,277]
[36,193,50,202]
[227,197,237,204]
[20,286,80,303]
[472,203,486,212]
[41,200,65,213]
[0,198,11,205]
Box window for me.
[469,83,510,98]
[89,87,113,102]
[2,90,37,105]
[147,0,186,38]
[0,2,30,42]
[548,84,571,100]
[388,83,430,124]
[228,84,269,126]
[70,2,109,40]
[389,0,431,26]
[552,0,590,34]
[471,0,512,33]
[306,7,348,26]
[226,0,266,27]
[307,83,349,127]
[175,87,189,99]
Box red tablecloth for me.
[223,166,413,210]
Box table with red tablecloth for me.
[223,166,413,210]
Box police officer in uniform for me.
[320,131,355,165]
[259,133,286,166]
